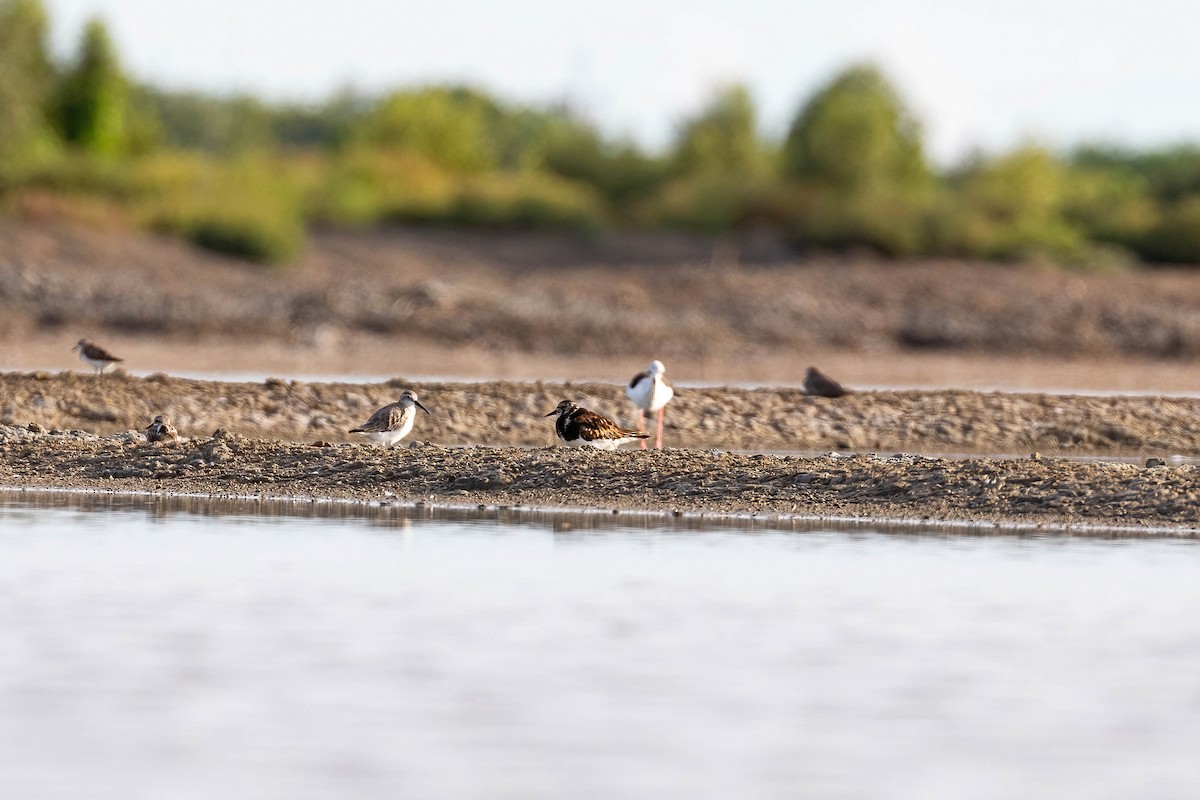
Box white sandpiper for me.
[349,389,430,447]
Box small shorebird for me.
[144,414,179,443]
[804,366,848,398]
[626,359,674,449]
[73,338,124,374]
[349,389,430,447]
[545,400,649,450]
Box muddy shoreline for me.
[0,426,1196,531]
[3,372,1200,531]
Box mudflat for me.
[6,220,1200,392]
[5,220,1200,530]
[1,372,1199,530]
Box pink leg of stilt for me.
[637,409,648,450]
[655,408,666,449]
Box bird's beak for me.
[415,400,430,414]
[545,409,559,417]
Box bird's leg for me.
[637,409,648,450]
[655,408,665,449]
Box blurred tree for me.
[940,146,1127,263]
[271,91,368,151]
[538,118,668,212]
[0,0,56,161]
[351,86,499,173]
[1134,195,1200,263]
[57,17,133,158]
[782,63,929,195]
[1073,143,1200,203]
[141,89,274,154]
[780,64,933,255]
[672,84,768,178]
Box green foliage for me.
[936,147,1137,266]
[352,86,500,173]
[0,0,57,161]
[1073,144,1200,202]
[782,63,930,196]
[184,212,304,264]
[940,147,1079,260]
[776,64,935,258]
[140,89,274,154]
[1059,165,1156,247]
[141,87,365,155]
[1133,196,1200,263]
[538,120,669,213]
[145,158,306,265]
[643,174,773,234]
[308,149,456,225]
[440,173,605,232]
[10,0,1200,269]
[672,84,769,179]
[57,17,133,158]
[310,148,604,232]
[787,186,934,257]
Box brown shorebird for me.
[73,338,124,374]
[546,400,649,450]
[626,359,674,449]
[804,366,848,398]
[144,415,179,443]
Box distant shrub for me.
[145,156,306,265]
[352,87,499,173]
[782,63,931,197]
[781,185,933,257]
[933,147,1133,267]
[643,174,773,233]
[437,173,605,232]
[537,122,670,214]
[1133,196,1200,264]
[671,84,770,180]
[0,150,133,196]
[307,149,456,226]
[184,211,304,264]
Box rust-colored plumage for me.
[144,414,179,443]
[546,400,649,450]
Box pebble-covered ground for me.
[2,372,1200,531]
[0,425,1195,531]
[4,371,1200,456]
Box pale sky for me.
[42,0,1200,164]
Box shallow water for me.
[2,492,1199,800]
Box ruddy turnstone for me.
[626,359,674,449]
[803,366,848,398]
[144,414,179,443]
[73,338,124,374]
[545,400,649,450]
[349,389,430,447]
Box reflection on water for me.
[2,486,1189,538]
[2,491,1200,800]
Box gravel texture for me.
[2,372,1200,531]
